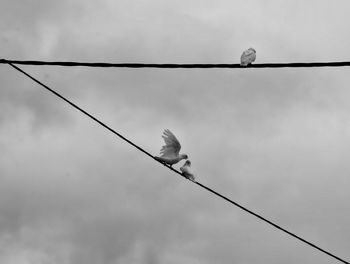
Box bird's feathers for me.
[180,160,195,181]
[159,129,181,158]
[240,48,256,66]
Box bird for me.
[180,160,195,181]
[240,47,256,66]
[154,129,188,167]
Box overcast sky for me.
[1,1,350,263]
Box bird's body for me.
[154,155,186,166]
[180,160,195,181]
[240,48,256,66]
[155,129,188,167]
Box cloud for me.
[1,1,350,263]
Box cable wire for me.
[2,58,350,68]
[6,62,350,264]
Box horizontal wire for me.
[2,58,350,68]
[5,62,350,264]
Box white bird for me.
[154,129,188,167]
[180,160,195,181]
[240,47,256,66]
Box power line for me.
[2,58,350,68]
[6,62,350,264]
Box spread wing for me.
[159,129,181,158]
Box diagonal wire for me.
[5,62,350,264]
[1,58,350,68]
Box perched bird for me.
[240,47,256,66]
[154,129,188,167]
[180,160,195,181]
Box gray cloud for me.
[1,0,350,263]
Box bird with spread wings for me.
[154,129,188,167]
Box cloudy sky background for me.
[1,1,350,263]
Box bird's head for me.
[185,160,191,166]
[180,154,188,160]
[249,47,256,53]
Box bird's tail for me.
[154,156,165,163]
